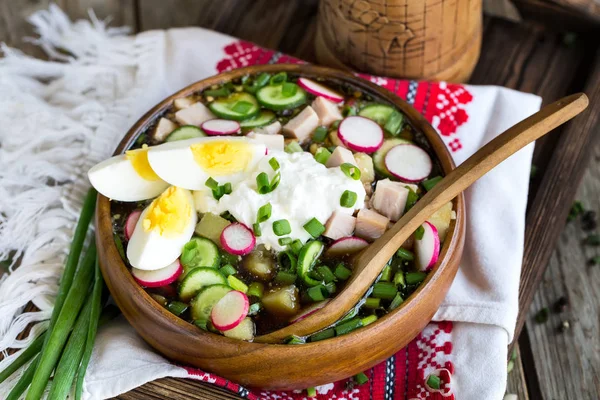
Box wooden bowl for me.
[96,64,465,390]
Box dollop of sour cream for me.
[194,150,365,251]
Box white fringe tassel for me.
[0,5,159,396]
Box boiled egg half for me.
[127,186,197,270]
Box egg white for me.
[88,154,169,202]
[127,188,197,270]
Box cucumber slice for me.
[372,138,411,177]
[256,84,307,111]
[190,284,232,321]
[358,104,395,125]
[178,267,228,302]
[208,92,260,121]
[240,110,276,128]
[298,240,324,286]
[166,125,206,142]
[180,237,220,278]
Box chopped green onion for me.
[222,182,232,195]
[255,73,271,87]
[219,264,237,276]
[310,327,335,342]
[273,219,291,236]
[253,222,262,237]
[307,387,317,397]
[404,187,418,212]
[389,293,404,310]
[204,87,230,98]
[334,317,363,336]
[384,110,404,135]
[334,263,352,280]
[270,72,287,85]
[232,101,253,114]
[307,285,329,302]
[256,172,270,193]
[393,272,406,287]
[340,163,361,180]
[205,177,219,190]
[303,217,325,238]
[372,282,398,300]
[415,225,425,240]
[426,374,441,390]
[285,141,303,153]
[269,157,280,170]
[289,239,303,254]
[380,265,392,281]
[270,172,281,191]
[314,147,331,165]
[167,301,189,316]
[365,297,381,309]
[324,281,336,294]
[331,120,341,129]
[248,302,263,315]
[257,203,272,222]
[340,190,357,207]
[275,271,298,285]
[316,265,336,283]
[279,237,293,246]
[227,275,249,293]
[406,271,427,285]
[285,335,305,345]
[278,251,298,272]
[282,82,298,97]
[423,176,443,191]
[396,248,415,261]
[247,282,264,298]
[343,105,357,117]
[354,371,369,385]
[312,126,328,142]
[194,319,208,330]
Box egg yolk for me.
[126,145,160,181]
[143,186,190,237]
[191,141,252,176]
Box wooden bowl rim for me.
[96,64,465,351]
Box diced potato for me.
[174,96,195,110]
[223,318,255,341]
[242,246,276,280]
[427,201,453,242]
[195,213,231,246]
[153,118,178,142]
[354,153,375,184]
[262,285,300,318]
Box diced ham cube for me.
[355,209,390,242]
[323,211,356,240]
[326,146,357,168]
[312,96,343,126]
[282,106,319,142]
[247,132,284,152]
[255,121,282,135]
[174,102,216,126]
[371,179,410,221]
[153,118,178,142]
[173,96,195,110]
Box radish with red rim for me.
[297,78,344,103]
[132,259,183,288]
[384,144,432,183]
[220,223,256,255]
[125,210,142,240]
[326,236,369,257]
[290,300,330,324]
[211,290,250,331]
[337,116,383,153]
[415,221,440,271]
[201,119,241,136]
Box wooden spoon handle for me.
[256,93,589,343]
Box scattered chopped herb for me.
[285,141,303,153]
[423,176,443,192]
[340,190,358,207]
[253,222,262,237]
[354,372,369,385]
[231,101,253,114]
[278,237,293,246]
[270,72,287,85]
[314,147,331,165]
[567,201,584,222]
[426,374,441,390]
[554,296,569,313]
[312,126,328,142]
[340,163,361,180]
[534,307,549,324]
[204,87,230,98]
[396,248,415,261]
[304,218,326,238]
[273,219,292,236]
[415,225,425,240]
[404,187,418,212]
[306,387,317,398]
[511,348,518,361]
[585,234,600,246]
[589,256,600,266]
[581,210,597,231]
[507,360,515,374]
[285,335,305,345]
[281,82,298,97]
[530,164,538,179]
[269,157,280,171]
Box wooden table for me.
[1,1,599,399]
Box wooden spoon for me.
[255,93,589,344]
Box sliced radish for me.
[415,221,440,272]
[125,210,142,240]
[325,236,369,257]
[223,317,255,341]
[201,119,241,136]
[297,77,344,103]
[211,290,249,331]
[338,116,383,153]
[132,259,182,288]
[220,223,256,255]
[290,300,330,324]
[384,144,432,183]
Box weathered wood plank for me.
[506,345,531,400]
[115,377,243,400]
